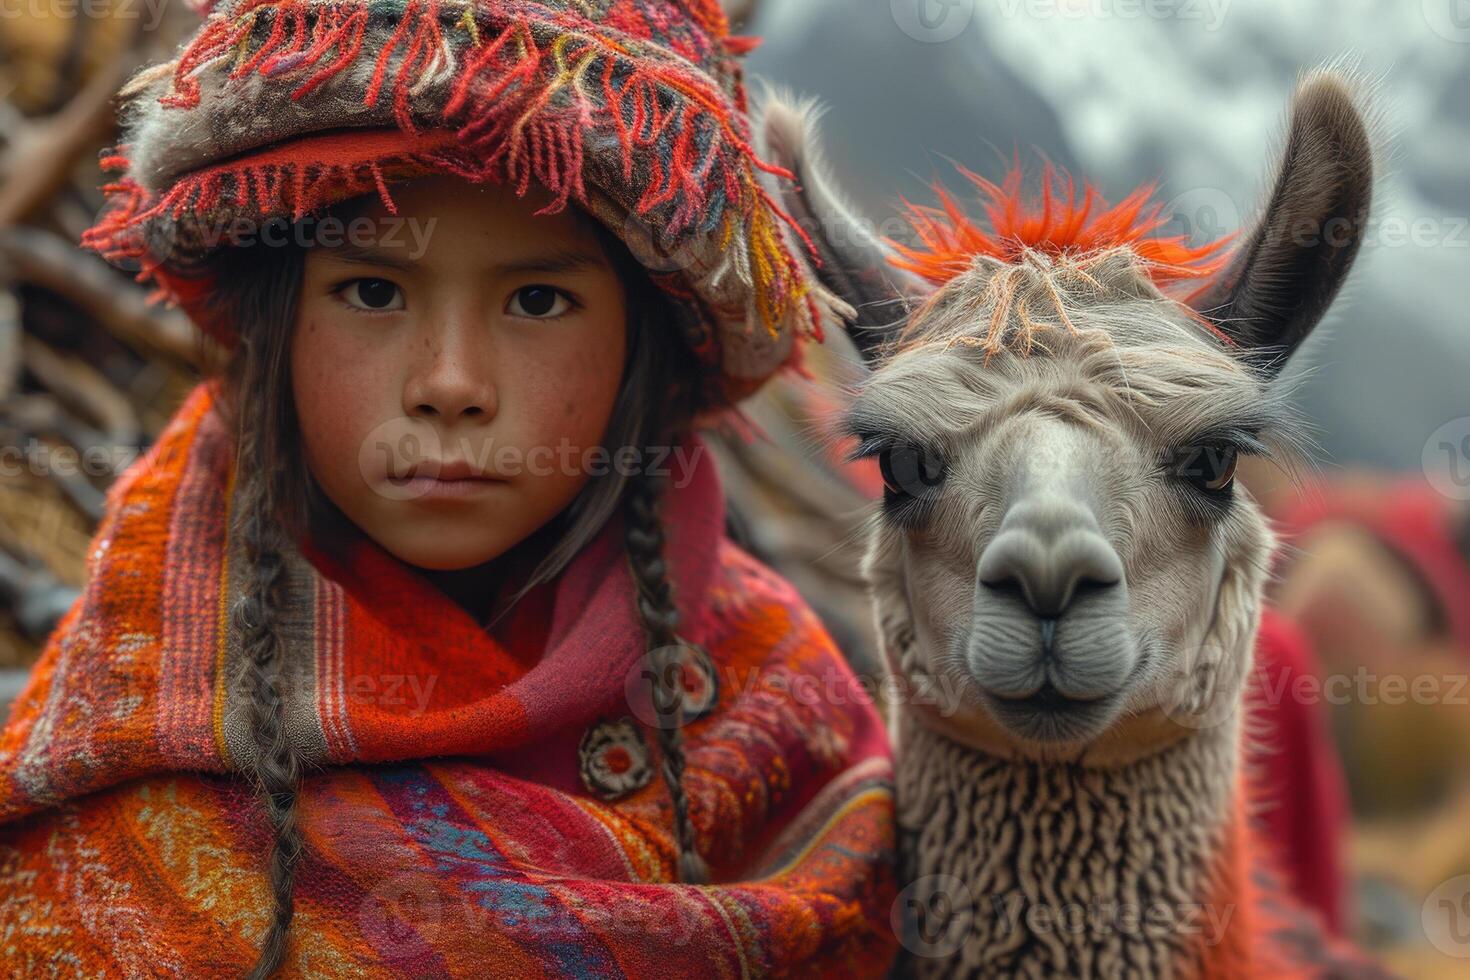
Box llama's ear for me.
[1189,69,1374,375]
[756,91,928,364]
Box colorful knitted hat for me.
[82,0,849,405]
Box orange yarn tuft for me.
[888,161,1233,288]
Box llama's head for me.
[759,72,1374,762]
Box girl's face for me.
[292,175,629,570]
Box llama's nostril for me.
[977,530,1124,619]
[1073,575,1119,599]
[981,575,1028,601]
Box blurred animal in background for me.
[713,68,1391,977]
[1251,466,1470,964]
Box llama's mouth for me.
[973,643,1155,745]
[980,683,1124,743]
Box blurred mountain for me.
[745,0,1470,471]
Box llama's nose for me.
[978,498,1123,619]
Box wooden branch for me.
[0,545,77,643]
[0,286,18,402]
[0,227,202,365]
[0,27,142,229]
[21,333,141,448]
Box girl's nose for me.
[402,319,498,423]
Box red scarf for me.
[0,382,898,976]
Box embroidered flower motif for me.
[579,718,652,801]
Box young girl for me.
[0,0,897,975]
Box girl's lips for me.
[383,473,507,499]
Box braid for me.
[233,411,308,979]
[214,263,311,979]
[623,467,709,885]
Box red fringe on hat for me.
[83,0,824,357]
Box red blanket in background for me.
[1247,612,1351,936]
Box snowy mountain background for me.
[742,0,1470,471]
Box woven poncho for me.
[0,384,899,976]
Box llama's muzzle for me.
[967,492,1140,743]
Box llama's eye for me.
[338,277,404,312]
[507,285,573,319]
[879,443,948,500]
[1173,443,1239,493]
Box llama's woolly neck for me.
[892,708,1254,979]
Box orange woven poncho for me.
[0,383,899,976]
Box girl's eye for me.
[338,278,404,312]
[507,285,573,319]
[1173,443,1239,493]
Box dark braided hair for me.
[623,466,710,885]
[202,235,314,979]
[193,199,708,976]
[233,390,308,979]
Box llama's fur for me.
[892,712,1238,978]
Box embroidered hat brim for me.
[82,0,852,405]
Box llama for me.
[755,72,1394,978]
